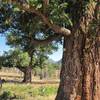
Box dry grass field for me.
[0,68,59,100]
[0,67,60,83]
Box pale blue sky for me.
[0,36,10,54]
[49,45,63,61]
[0,37,63,61]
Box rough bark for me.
[91,3,100,100]
[81,30,100,100]
[56,1,99,100]
[81,2,100,100]
[55,29,83,100]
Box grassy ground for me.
[0,83,58,100]
[0,70,60,83]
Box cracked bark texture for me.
[56,1,99,100]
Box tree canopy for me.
[0,0,99,99]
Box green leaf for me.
[36,4,42,9]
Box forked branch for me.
[9,0,71,36]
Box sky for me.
[0,37,63,61]
[0,36,10,54]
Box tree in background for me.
[1,1,59,82]
[0,49,32,82]
[0,45,57,82]
[33,58,60,79]
[0,0,99,99]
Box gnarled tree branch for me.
[31,34,61,46]
[9,0,71,36]
[22,34,61,46]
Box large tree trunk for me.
[22,53,33,83]
[81,31,100,100]
[56,1,99,100]
[55,31,83,100]
[81,2,100,100]
[17,66,32,83]
[22,66,32,83]
[17,54,33,83]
